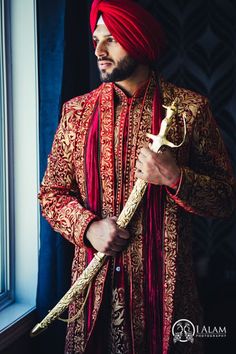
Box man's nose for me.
[95,42,108,58]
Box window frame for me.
[0,0,14,311]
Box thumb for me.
[110,216,118,222]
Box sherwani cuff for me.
[74,210,98,248]
[166,168,183,197]
[165,167,197,212]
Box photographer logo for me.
[172,319,227,344]
[172,319,195,343]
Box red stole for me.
[144,85,163,354]
[85,77,163,354]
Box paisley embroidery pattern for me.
[99,83,116,218]
[109,288,131,354]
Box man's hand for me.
[85,216,130,256]
[135,147,180,188]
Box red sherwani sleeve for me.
[38,102,97,247]
[168,100,235,217]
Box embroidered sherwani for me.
[39,77,235,354]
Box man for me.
[38,0,235,353]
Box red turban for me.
[90,0,165,64]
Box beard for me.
[98,55,138,82]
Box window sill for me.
[0,304,36,351]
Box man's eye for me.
[107,37,116,43]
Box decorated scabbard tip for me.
[30,323,44,337]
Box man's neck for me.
[115,64,151,97]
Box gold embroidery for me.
[109,288,131,354]
[73,88,100,202]
[99,83,116,218]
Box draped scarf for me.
[85,76,164,354]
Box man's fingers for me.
[140,147,150,156]
[113,236,128,247]
[103,240,124,256]
[136,160,142,170]
[108,243,121,252]
[117,228,130,240]
[138,152,147,163]
[104,250,116,257]
[107,217,130,240]
[135,169,144,179]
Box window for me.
[0,0,39,349]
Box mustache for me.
[97,57,114,63]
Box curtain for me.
[35,1,98,353]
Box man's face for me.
[93,23,138,82]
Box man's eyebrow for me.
[92,34,113,39]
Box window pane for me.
[0,0,10,306]
[0,0,5,295]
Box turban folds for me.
[90,0,165,64]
